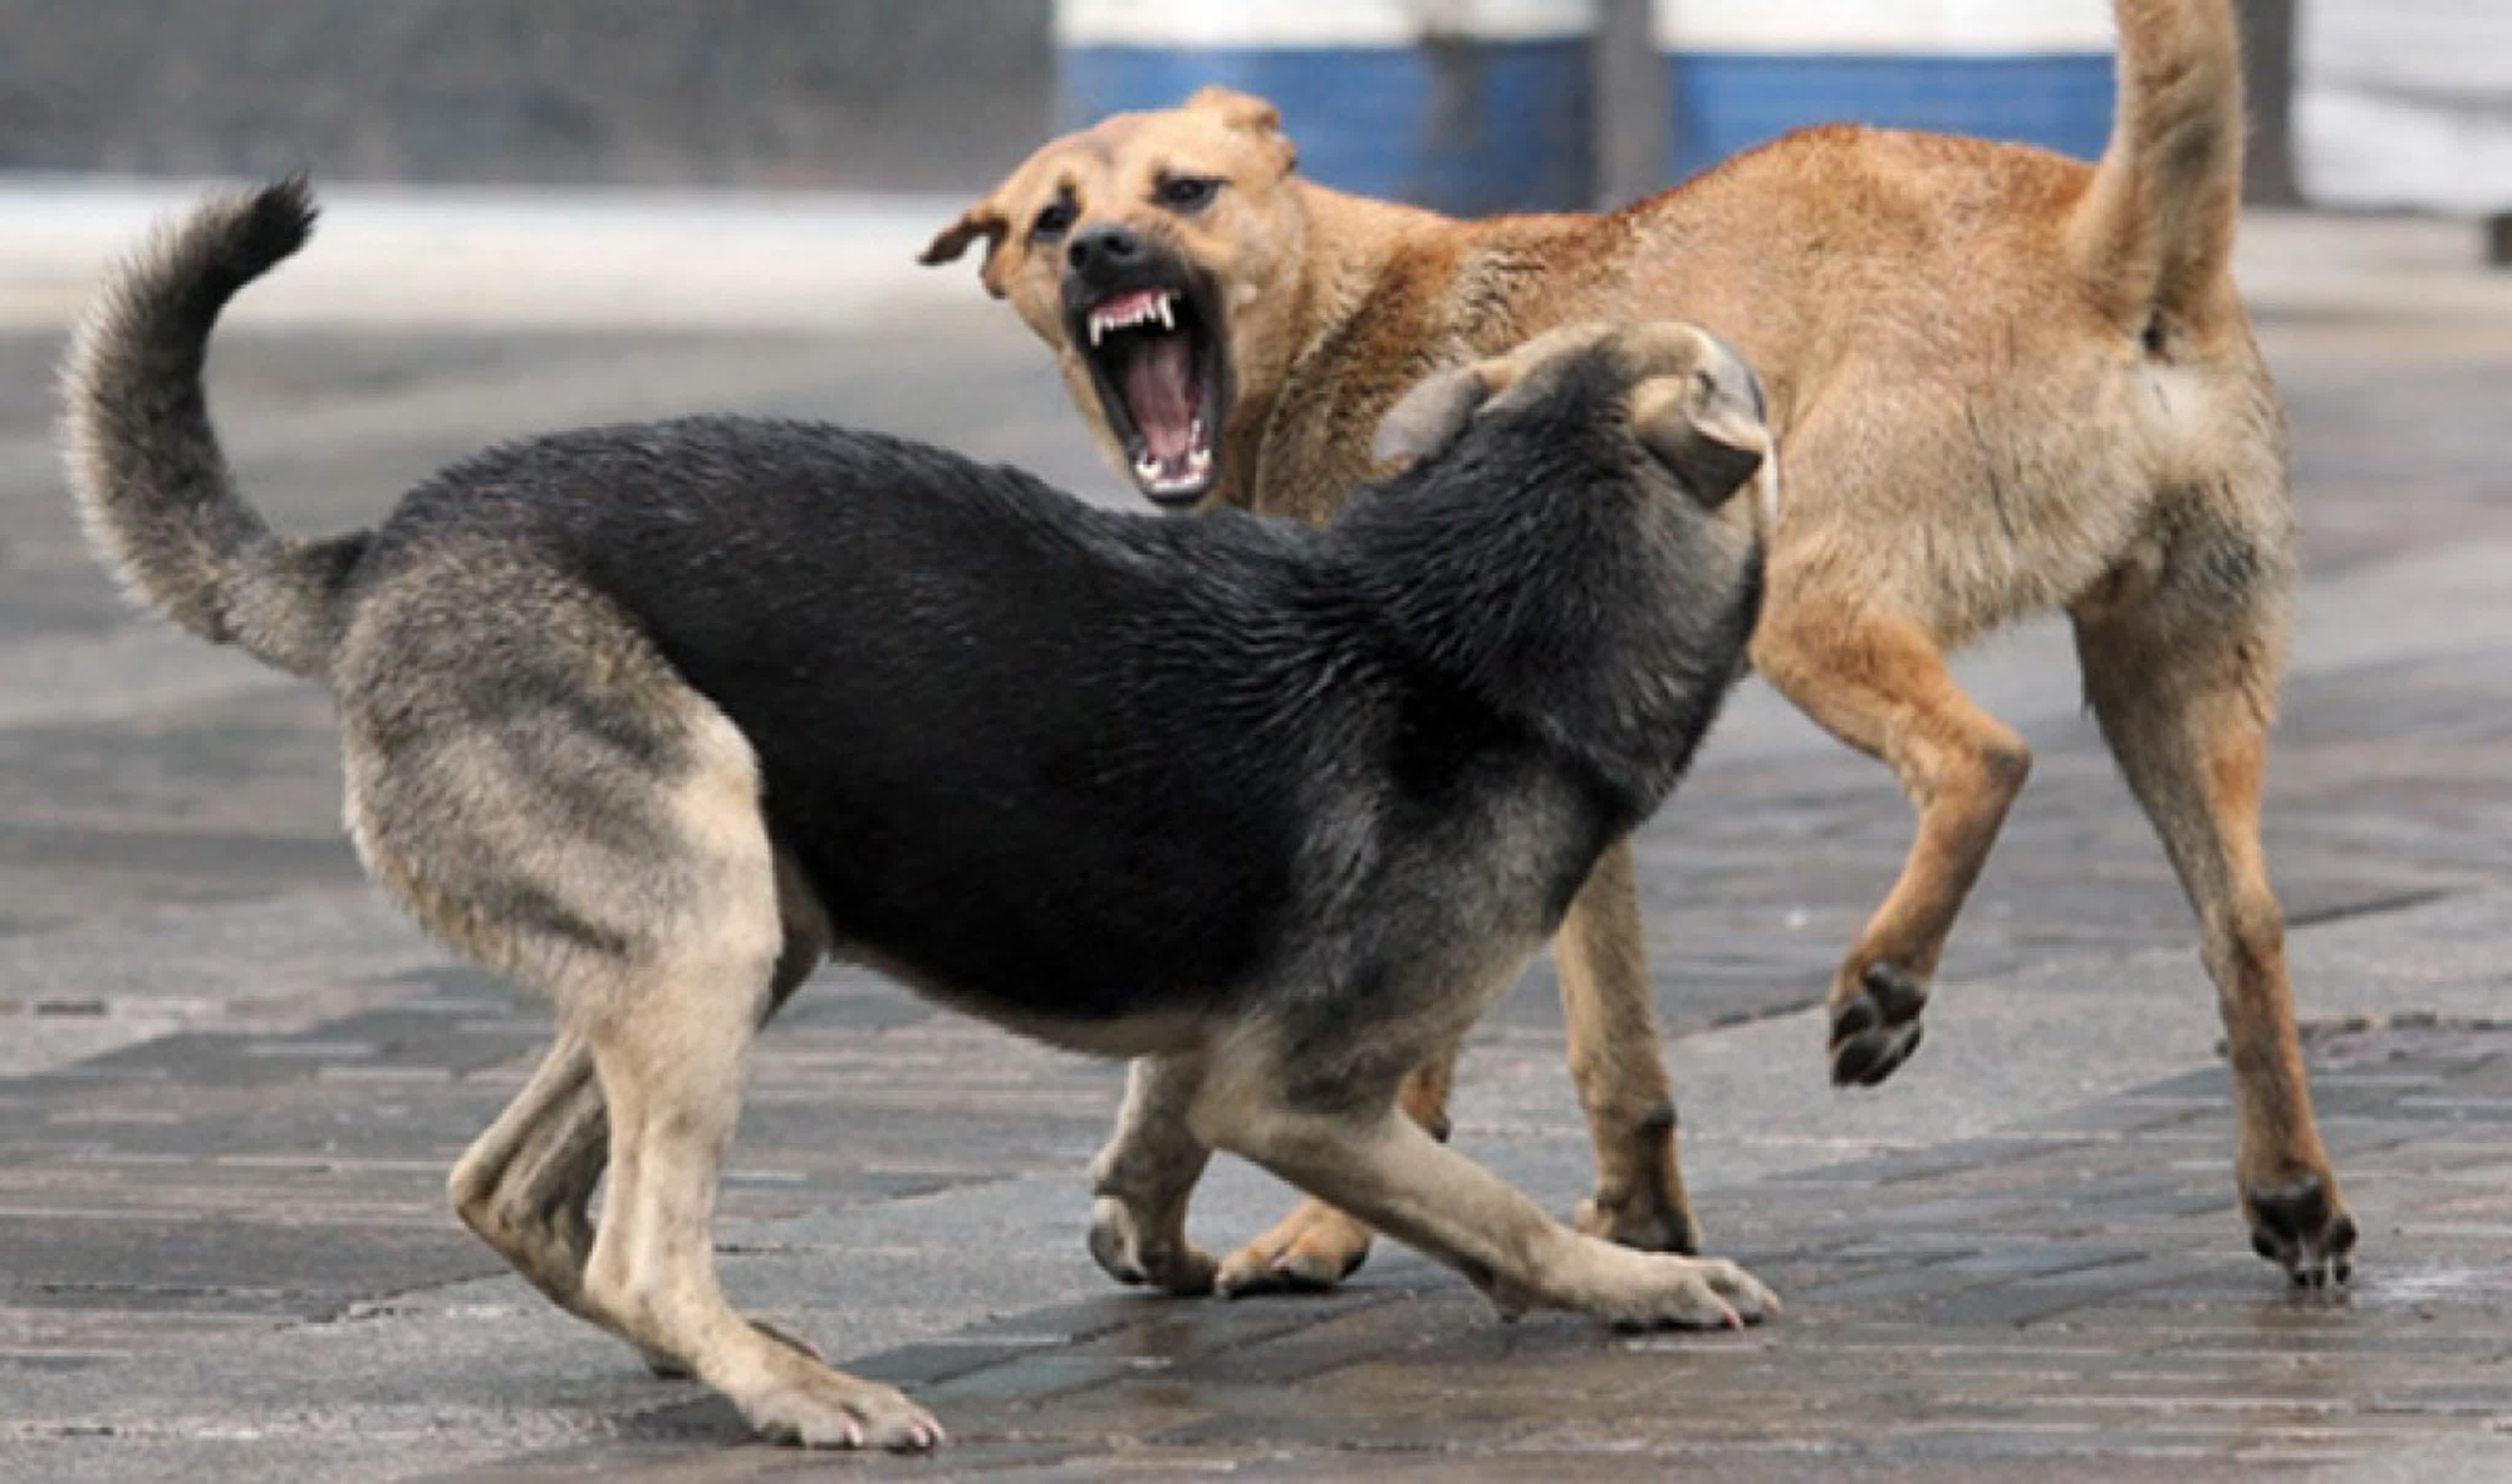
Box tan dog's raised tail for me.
[928,0,2355,1295]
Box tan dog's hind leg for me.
[1087,1055,1220,1295]
[1557,842,1699,1253]
[2073,545,2354,1285]
[1211,1056,1451,1295]
[1204,1075,1774,1330]
[1752,605,2032,1087]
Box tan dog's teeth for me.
[1089,318,1106,348]
[1155,295,1174,331]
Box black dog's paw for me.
[2245,1173,2358,1288]
[1829,961,1929,1088]
[1087,1196,1217,1296]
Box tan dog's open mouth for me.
[1061,237,1228,506]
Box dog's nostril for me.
[1068,224,1143,274]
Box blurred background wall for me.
[0,0,1052,191]
[1,0,2500,237]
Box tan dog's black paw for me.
[2246,1174,2357,1288]
[1829,960,1929,1087]
[1576,1188,1701,1256]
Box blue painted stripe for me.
[1666,52,2115,178]
[1060,42,1593,215]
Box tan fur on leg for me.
[1556,843,1699,1253]
[1752,603,2031,1087]
[2075,526,2353,1284]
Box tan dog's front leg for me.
[1211,1051,1453,1295]
[1557,841,1701,1253]
[1206,1085,1775,1330]
[1088,1055,1219,1295]
[1753,603,2031,1087]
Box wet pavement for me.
[1,194,2509,1480]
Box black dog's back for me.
[370,418,1341,1020]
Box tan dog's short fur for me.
[929,0,2359,1292]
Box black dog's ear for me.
[1372,365,1493,467]
[1631,375,1766,508]
[1625,326,1775,519]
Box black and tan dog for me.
[925,0,2356,1294]
[64,183,1782,1451]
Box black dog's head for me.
[1343,321,1778,825]
[1371,320,1778,534]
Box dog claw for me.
[1596,1252,1779,1331]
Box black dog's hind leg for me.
[448,849,833,1369]
[1087,1054,1220,1295]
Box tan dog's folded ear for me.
[1372,364,1495,467]
[919,202,1013,298]
[1187,85,1280,133]
[1627,327,1779,521]
[1186,85,1298,174]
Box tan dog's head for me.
[921,87,1308,508]
[1373,321,1781,533]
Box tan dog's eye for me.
[1155,176,1222,213]
[1030,199,1076,242]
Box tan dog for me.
[926,0,2356,1296]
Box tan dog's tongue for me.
[1124,334,1198,459]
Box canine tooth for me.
[1090,318,1105,348]
[1155,296,1174,331]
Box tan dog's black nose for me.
[1067,223,1147,283]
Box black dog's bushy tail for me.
[59,177,368,681]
